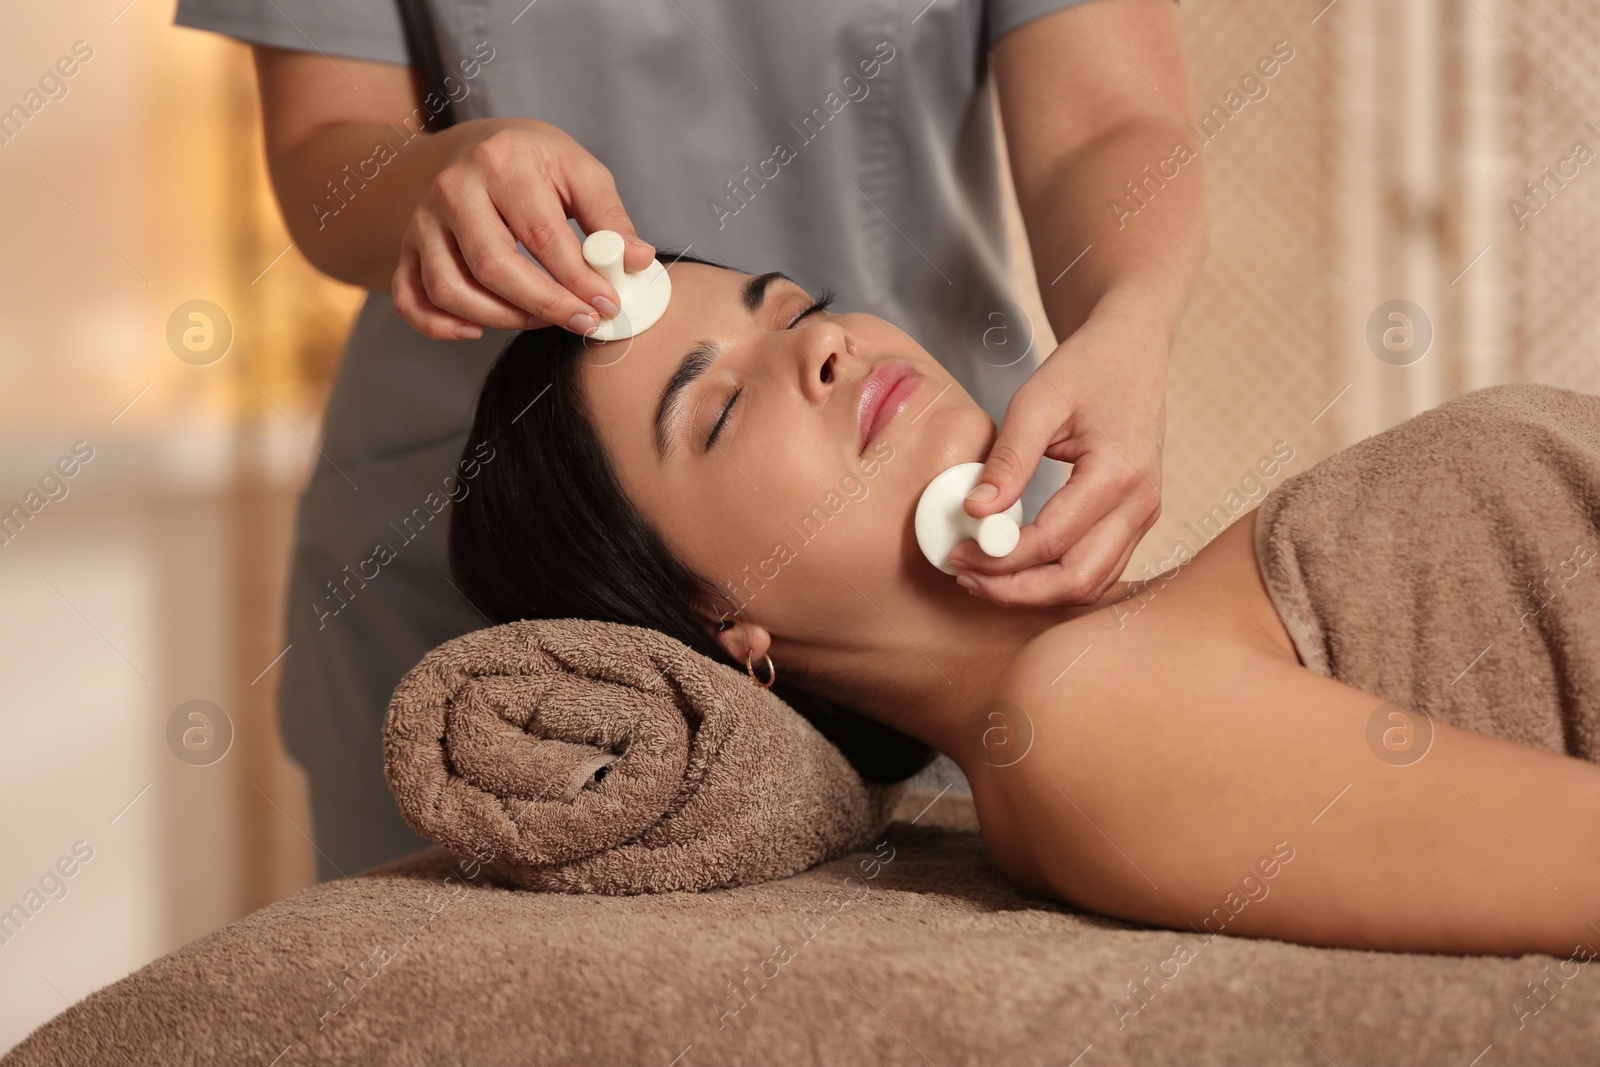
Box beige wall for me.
[997,0,1598,588]
[0,2,349,1049]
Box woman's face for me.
[579,261,997,646]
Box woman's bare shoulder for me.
[1002,508,1297,698]
[968,512,1297,899]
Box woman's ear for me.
[719,618,772,666]
[694,600,771,664]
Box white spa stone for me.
[914,462,1023,575]
[581,229,672,340]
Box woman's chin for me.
[906,401,997,476]
[868,401,996,522]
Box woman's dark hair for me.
[448,249,938,784]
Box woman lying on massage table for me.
[448,252,1600,959]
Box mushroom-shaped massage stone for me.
[914,462,1023,576]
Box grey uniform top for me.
[176,0,1084,880]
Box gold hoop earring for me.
[746,650,776,688]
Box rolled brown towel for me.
[383,617,903,893]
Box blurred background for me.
[2,0,1598,1050]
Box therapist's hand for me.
[946,299,1167,607]
[392,118,657,341]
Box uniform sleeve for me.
[987,0,1182,50]
[173,0,410,66]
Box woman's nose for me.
[796,322,847,403]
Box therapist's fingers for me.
[424,227,548,332]
[432,176,596,331]
[956,506,1145,609]
[393,121,660,340]
[953,441,1158,575]
[485,177,624,324]
[393,240,483,341]
[949,449,1127,576]
[410,208,541,332]
[963,378,1070,520]
[473,127,653,324]
[561,151,656,272]
[953,450,1162,607]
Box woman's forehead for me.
[584,262,735,362]
[580,260,812,400]
[576,262,746,452]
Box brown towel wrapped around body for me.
[1255,382,1600,759]
[383,617,903,893]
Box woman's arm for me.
[987,523,1600,958]
[251,46,655,338]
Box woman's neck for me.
[776,564,1135,769]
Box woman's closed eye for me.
[788,291,836,330]
[702,291,836,451]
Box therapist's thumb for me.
[965,402,1054,518]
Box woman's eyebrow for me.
[741,270,795,312]
[654,341,719,460]
[653,272,800,461]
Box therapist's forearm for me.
[1017,115,1207,353]
[265,117,523,291]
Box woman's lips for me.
[856,360,923,454]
